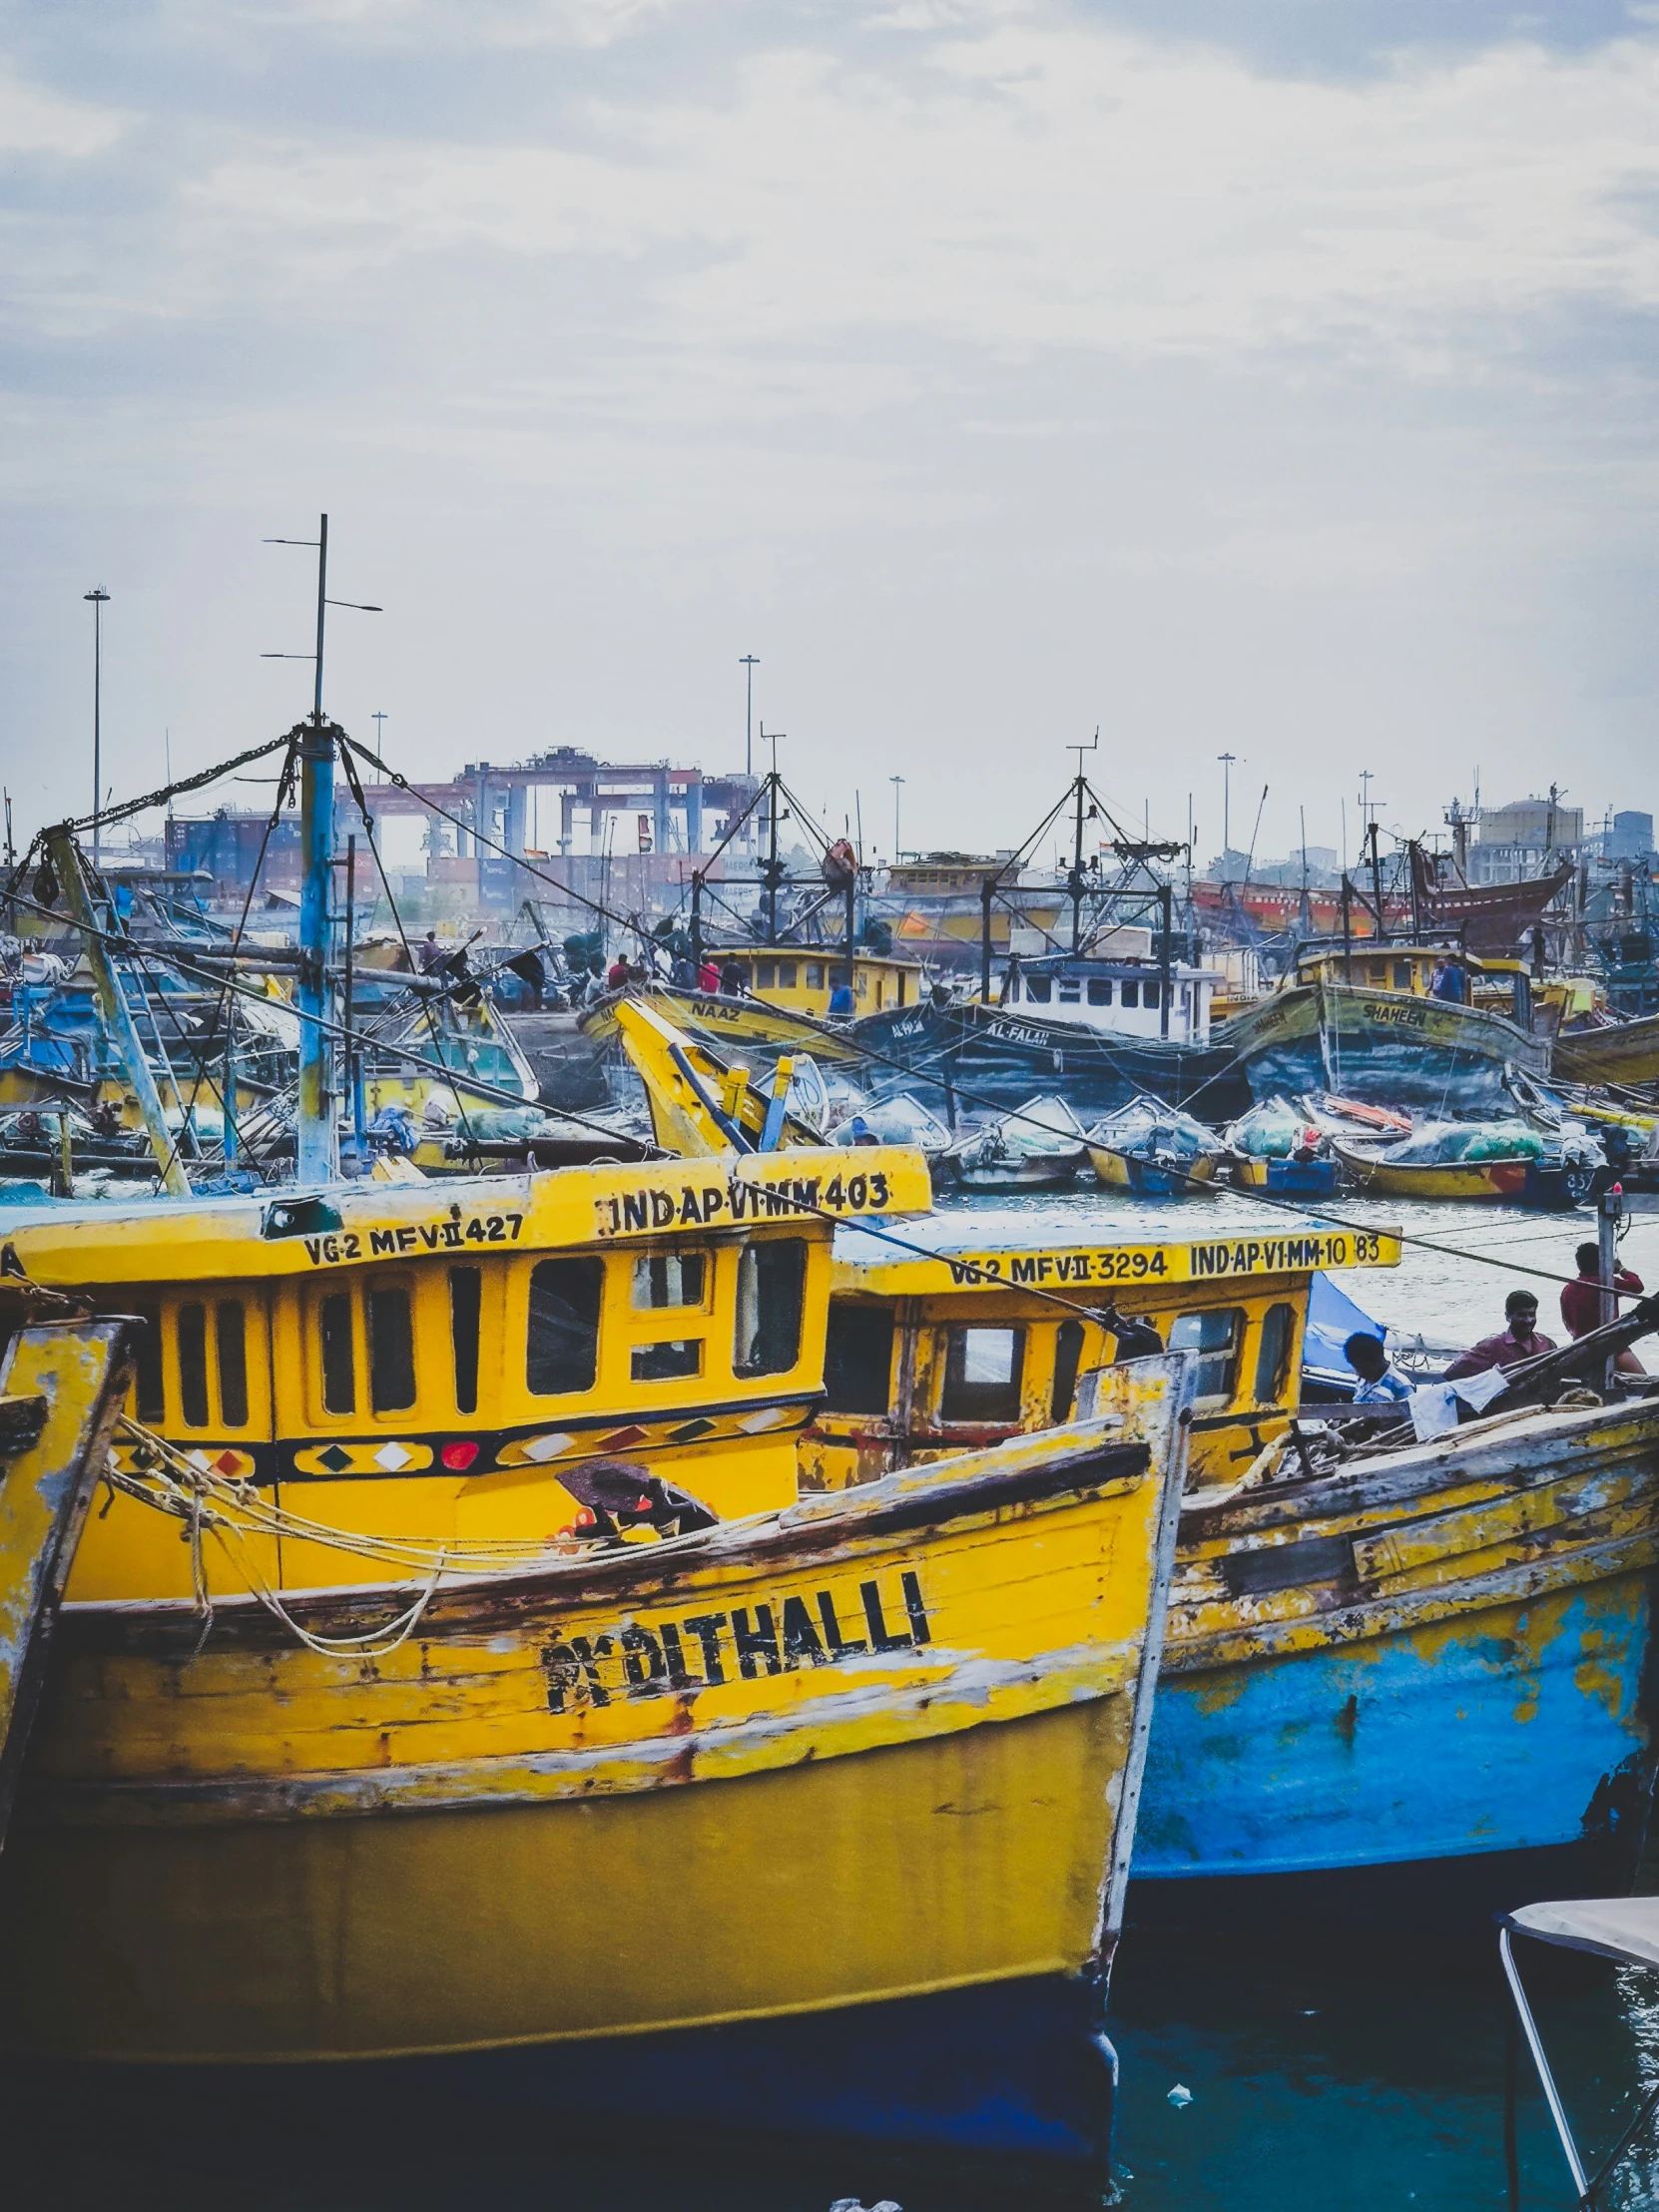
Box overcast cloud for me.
[2,0,1656,865]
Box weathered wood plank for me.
[0,1323,134,1851]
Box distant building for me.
[1467,791,1585,885]
[1606,811,1656,865]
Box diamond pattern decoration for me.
[186,1450,213,1472]
[601,1426,650,1451]
[373,1442,413,1472]
[316,1444,353,1474]
[522,1432,573,1464]
[215,1451,244,1477]
[737,1408,785,1434]
[668,1418,718,1443]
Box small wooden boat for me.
[1223,1097,1339,1197]
[942,1095,1088,1191]
[1086,1095,1225,1196]
[0,1363,1191,2180]
[830,1089,954,1165]
[1331,1123,1604,1208]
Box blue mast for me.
[295,514,335,1185]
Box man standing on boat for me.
[1444,1289,1556,1380]
[1561,1243,1647,1376]
[1429,957,1464,1002]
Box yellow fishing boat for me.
[800,1210,1399,1493]
[580,981,868,1066]
[0,986,1187,2171]
[1329,1135,1535,1203]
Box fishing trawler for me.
[800,1209,1659,1925]
[0,679,1191,2176]
[1220,940,1551,1111]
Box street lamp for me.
[84,588,110,866]
[890,775,904,863]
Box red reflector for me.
[440,1440,480,1471]
[634,1494,654,1514]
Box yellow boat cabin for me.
[799,1209,1400,1493]
[0,1143,931,1605]
[710,946,924,1018]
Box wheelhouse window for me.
[368,1284,417,1413]
[807,962,825,989]
[1254,1302,1295,1405]
[121,1299,165,1422]
[777,962,798,988]
[318,1291,356,1415]
[940,1326,1025,1423]
[1059,979,1081,1003]
[823,1301,895,1415]
[1088,979,1113,1006]
[734,1239,807,1377]
[1050,1318,1086,1423]
[632,1253,707,1310]
[216,1302,250,1428]
[1024,974,1053,1004]
[450,1267,481,1414]
[1144,980,1160,1009]
[756,960,776,989]
[1392,960,1412,991]
[526,1259,603,1396]
[631,1340,702,1382]
[1169,1309,1242,1404]
[1120,979,1139,1008]
[178,1302,210,1428]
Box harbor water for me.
[9,1184,1659,2212]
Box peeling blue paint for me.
[1135,1575,1656,1881]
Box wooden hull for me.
[1331,1138,1600,1209]
[581,987,867,1067]
[1230,1155,1340,1196]
[1089,1146,1222,1197]
[852,1001,1251,1118]
[1553,1015,1659,1088]
[1134,1397,1659,1909]
[1223,979,1547,1112]
[0,1378,1187,2094]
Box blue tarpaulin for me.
[1304,1270,1384,1385]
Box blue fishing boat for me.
[1130,1388,1659,1932]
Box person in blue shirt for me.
[1429,958,1465,1002]
[828,967,855,1017]
[1345,1331,1412,1404]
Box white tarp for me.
[1507,1896,1659,1968]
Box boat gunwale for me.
[56,1428,1155,1653]
[1179,1394,1659,1534]
[1163,1518,1659,1672]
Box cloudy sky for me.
[3,0,1657,871]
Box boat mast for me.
[45,826,192,1197]
[1067,730,1099,956]
[296,515,336,1184]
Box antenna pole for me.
[740,655,759,780]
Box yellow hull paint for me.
[0,1375,1188,2061]
[1331,1141,1526,1201]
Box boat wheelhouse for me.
[997,951,1216,1048]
